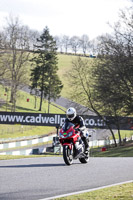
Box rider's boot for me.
[82,137,89,153]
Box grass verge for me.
[0,153,61,160]
[0,124,55,140]
[55,182,133,200]
[91,141,133,157]
[111,130,133,140]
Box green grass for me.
[0,153,61,160]
[0,124,55,139]
[55,182,133,200]
[0,84,65,113]
[57,54,76,97]
[91,141,133,157]
[112,130,133,140]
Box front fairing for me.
[59,126,74,139]
[59,121,80,143]
[59,121,75,139]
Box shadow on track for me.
[0,163,67,168]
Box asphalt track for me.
[0,157,133,200]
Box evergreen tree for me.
[30,66,40,108]
[30,27,63,111]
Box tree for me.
[66,56,117,146]
[30,66,40,108]
[0,32,9,78]
[80,34,90,56]
[1,15,31,112]
[54,35,63,53]
[28,30,40,50]
[62,35,70,53]
[70,36,80,54]
[90,8,133,145]
[31,26,63,112]
[46,73,63,113]
[91,58,123,145]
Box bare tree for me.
[70,36,80,54]
[29,30,40,50]
[2,15,31,111]
[66,57,117,146]
[0,32,10,78]
[80,34,90,56]
[54,35,63,53]
[62,35,70,53]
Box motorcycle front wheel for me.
[63,145,73,165]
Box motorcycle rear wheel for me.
[63,145,73,165]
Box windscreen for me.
[62,121,74,132]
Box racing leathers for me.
[65,115,89,152]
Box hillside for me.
[57,53,91,97]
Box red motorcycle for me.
[59,121,89,165]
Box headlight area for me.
[59,131,73,138]
[59,132,65,138]
[67,131,73,137]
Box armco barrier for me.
[0,134,56,155]
[0,134,56,150]
[1,137,132,156]
[0,138,119,156]
[0,147,46,156]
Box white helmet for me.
[66,107,76,121]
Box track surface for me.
[0,157,133,200]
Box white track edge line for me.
[39,180,133,200]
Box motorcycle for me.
[59,121,89,165]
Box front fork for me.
[63,143,73,156]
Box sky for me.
[0,0,132,40]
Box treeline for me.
[0,17,97,57]
[54,34,96,57]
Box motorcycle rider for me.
[65,107,89,153]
